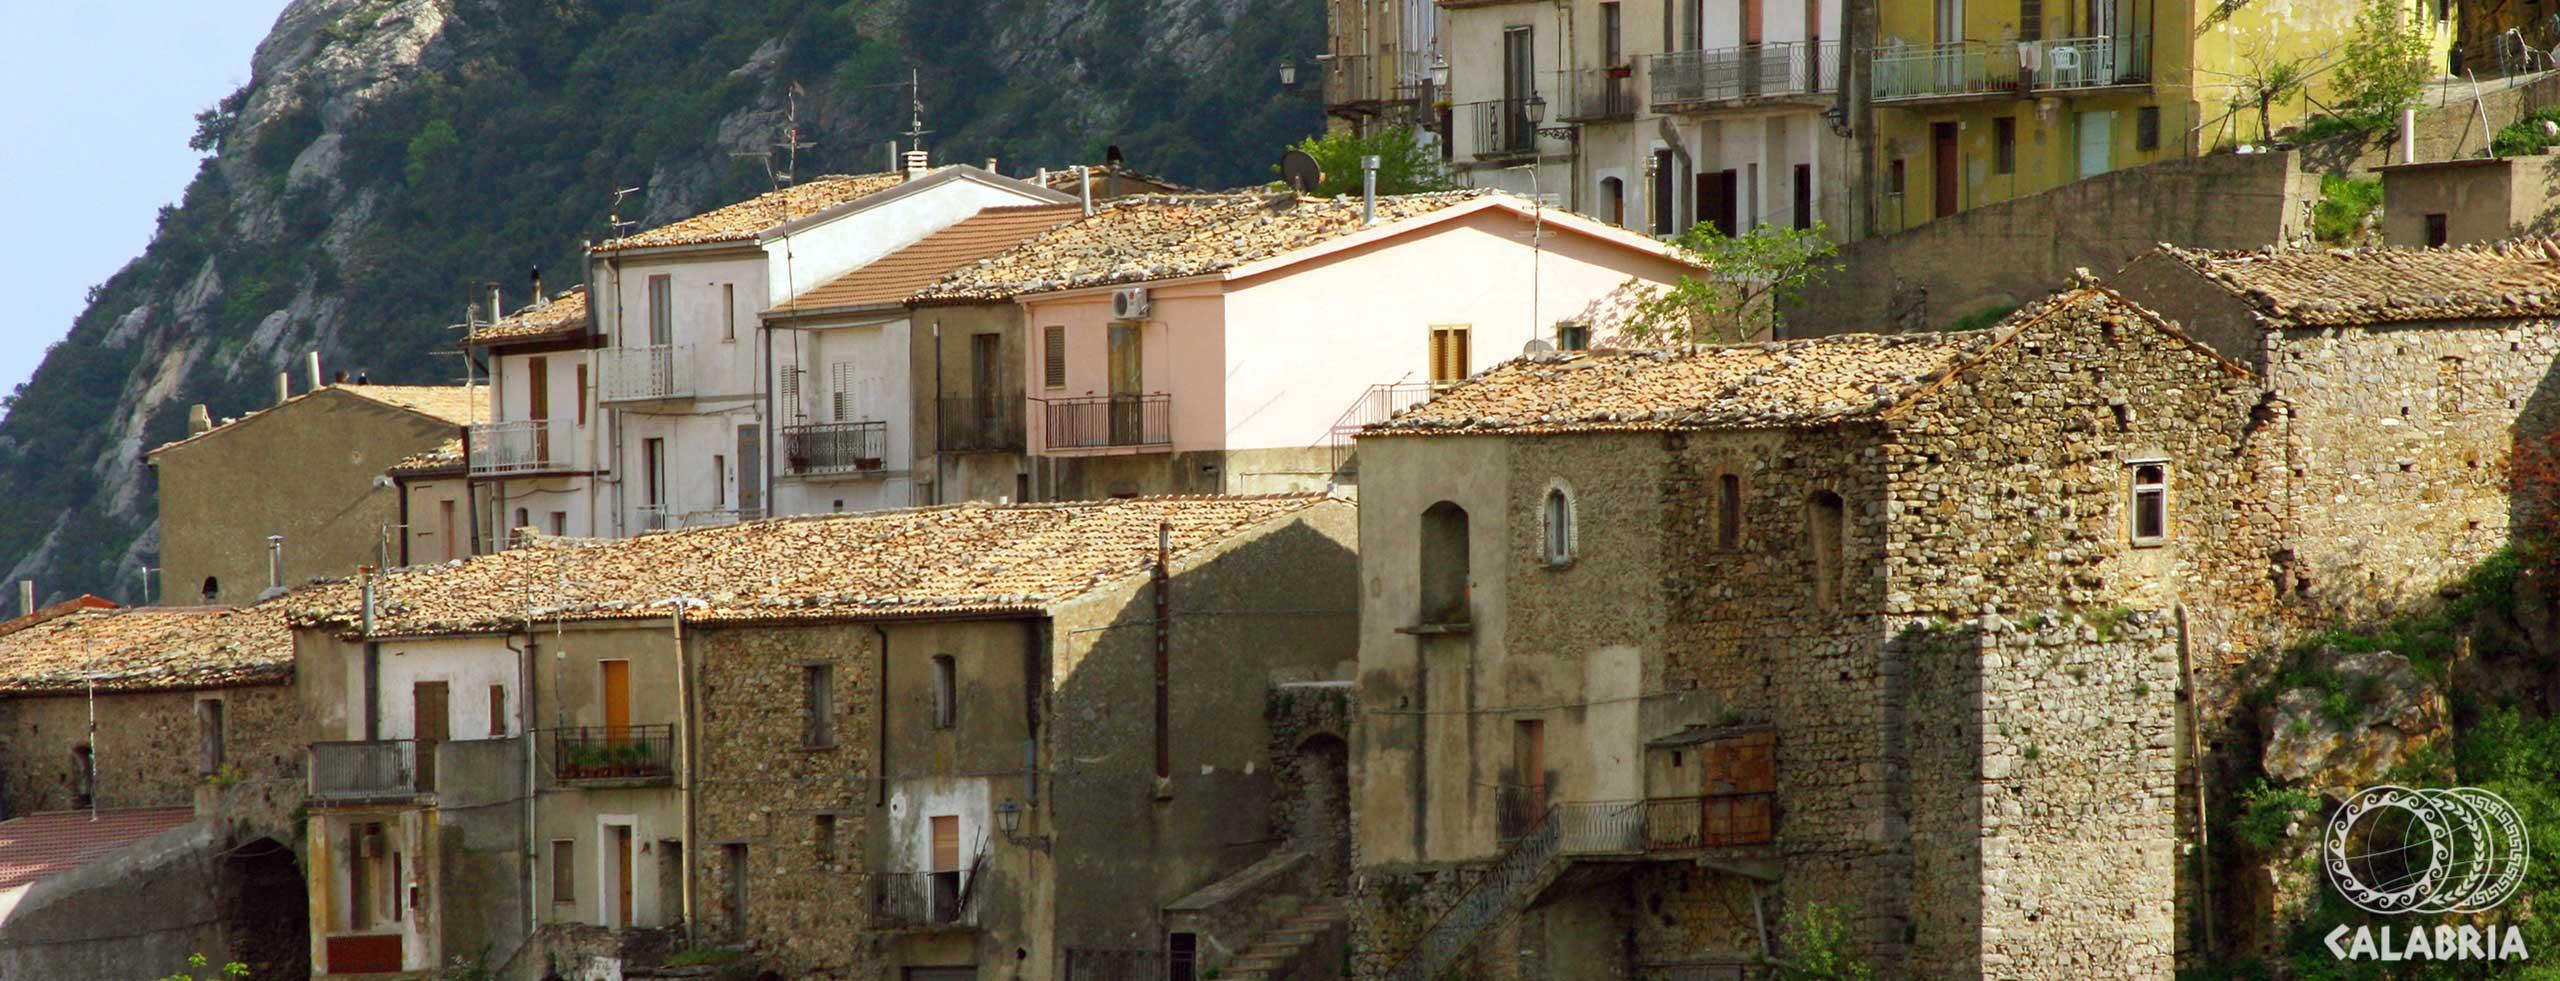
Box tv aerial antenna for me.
[736,83,816,191]
[903,68,932,156]
[607,185,643,237]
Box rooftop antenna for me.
[608,185,643,238]
[736,84,815,191]
[904,68,932,155]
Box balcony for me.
[598,344,695,403]
[308,740,421,801]
[2025,34,2151,92]
[1561,68,1637,122]
[1463,99,1537,159]
[875,853,985,930]
[1650,41,1838,108]
[1323,52,1390,107]
[468,420,568,476]
[782,420,891,476]
[1040,394,1171,451]
[1870,40,2022,102]
[548,724,675,786]
[936,397,1026,453]
[636,505,762,532]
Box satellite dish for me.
[1280,149,1324,193]
[1522,339,1556,356]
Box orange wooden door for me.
[601,660,631,742]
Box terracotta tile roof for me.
[288,496,1335,637]
[0,596,120,639]
[2152,240,2560,327]
[911,190,1496,302]
[592,173,909,253]
[464,286,589,346]
[1367,332,2001,436]
[0,808,196,897]
[0,605,291,694]
[771,204,1083,315]
[389,438,466,476]
[148,384,482,458]
[1035,165,1208,196]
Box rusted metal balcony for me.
[1464,98,1538,158]
[782,420,891,476]
[1562,68,1637,122]
[468,420,566,476]
[875,852,985,930]
[1649,40,1838,108]
[548,724,675,786]
[598,344,695,403]
[1040,394,1170,451]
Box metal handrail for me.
[1038,394,1170,450]
[1871,39,2022,101]
[468,420,561,475]
[1465,98,1538,157]
[1649,40,1839,106]
[781,420,891,475]
[1387,799,1647,979]
[548,724,675,782]
[936,397,1025,453]
[875,850,987,928]
[598,344,695,402]
[2026,33,2151,91]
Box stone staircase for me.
[1221,895,1350,981]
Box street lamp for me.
[1278,60,1299,89]
[1525,93,1547,123]
[996,798,1050,848]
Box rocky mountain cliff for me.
[0,0,1320,604]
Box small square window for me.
[2425,213,2450,247]
[803,664,836,747]
[2136,106,2161,152]
[1993,117,2016,175]
[1888,158,1907,195]
[2129,462,2170,545]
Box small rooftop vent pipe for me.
[307,352,322,392]
[266,535,285,591]
[531,266,545,308]
[276,373,291,406]
[1362,155,1381,227]
[1077,166,1094,217]
[18,580,32,618]
[905,149,932,180]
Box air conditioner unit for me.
[1112,287,1152,320]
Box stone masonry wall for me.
[0,682,301,829]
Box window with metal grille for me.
[2137,105,2161,151]
[1540,486,1574,566]
[1043,325,1067,389]
[1717,474,1742,549]
[804,663,836,747]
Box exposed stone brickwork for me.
[0,683,300,830]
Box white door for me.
[2077,111,2114,180]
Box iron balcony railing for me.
[1465,98,1538,157]
[636,505,675,533]
[2026,33,2151,91]
[1871,39,2023,101]
[875,852,986,929]
[1562,68,1637,122]
[937,397,1026,453]
[598,344,695,402]
[782,420,891,475]
[1065,949,1167,980]
[1324,52,1388,106]
[678,507,762,528]
[1040,394,1171,451]
[468,420,562,476]
[548,724,675,784]
[1389,799,1646,980]
[308,740,420,800]
[1324,381,1436,474]
[1650,40,1839,106]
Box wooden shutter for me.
[830,362,857,422]
[1700,729,1777,845]
[575,364,589,426]
[779,366,801,421]
[930,815,960,872]
[1430,326,1471,385]
[1042,325,1067,389]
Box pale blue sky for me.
[0,0,288,402]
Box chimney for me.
[1078,166,1093,217]
[266,535,284,591]
[488,283,505,324]
[307,352,323,392]
[904,148,932,180]
[2401,109,2418,165]
[887,140,901,174]
[984,157,999,175]
[187,404,212,436]
[1362,155,1381,227]
[531,266,545,308]
[17,580,32,618]
[359,566,375,637]
[334,370,349,385]
[276,372,292,405]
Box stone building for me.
[2111,241,2560,688]
[1345,288,2273,978]
[283,494,1360,980]
[0,599,306,980]
[150,383,482,606]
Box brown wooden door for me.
[1699,170,1740,237]
[1931,122,1961,218]
[413,681,448,793]
[528,356,551,462]
[1107,324,1143,444]
[613,825,635,928]
[601,660,631,742]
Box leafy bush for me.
[158,953,249,981]
[1278,125,1451,197]
[2234,781,2319,852]
[1775,902,1874,981]
[2309,175,2383,246]
[1940,304,2019,333]
[665,947,745,968]
[2491,105,2560,158]
[1620,222,1842,346]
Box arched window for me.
[199,577,219,604]
[1600,177,1626,226]
[1540,485,1575,566]
[1717,474,1742,549]
[1420,502,1471,624]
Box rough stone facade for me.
[0,682,301,827]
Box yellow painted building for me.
[1869,0,2455,233]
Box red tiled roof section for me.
[2154,240,2560,327]
[147,384,481,458]
[0,606,291,694]
[465,287,590,346]
[592,173,908,253]
[773,205,1082,314]
[1367,331,2000,437]
[288,496,1336,636]
[0,596,120,639]
[0,808,195,896]
[389,437,466,476]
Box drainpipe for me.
[932,318,944,504]
[504,622,538,955]
[872,624,892,807]
[671,604,697,941]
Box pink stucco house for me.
[914,190,1699,498]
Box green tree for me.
[1619,222,1841,346]
[1278,125,1452,197]
[2334,0,2431,131]
[403,118,461,186]
[1774,902,1875,981]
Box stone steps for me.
[1221,896,1349,981]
